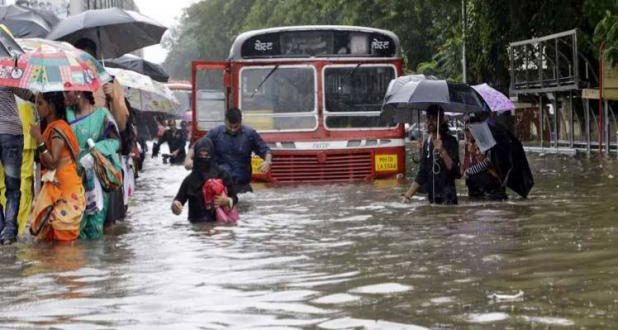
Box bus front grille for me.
[270,152,373,183]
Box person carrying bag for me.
[86,139,123,192]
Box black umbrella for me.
[28,7,60,27]
[46,7,166,59]
[0,5,51,38]
[381,75,489,123]
[105,54,169,82]
[469,120,534,198]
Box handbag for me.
[91,148,123,192]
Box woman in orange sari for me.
[28,92,86,241]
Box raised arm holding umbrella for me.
[402,104,461,204]
[381,76,489,204]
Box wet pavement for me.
[1,147,618,329]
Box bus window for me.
[173,90,192,113]
[240,65,317,131]
[195,67,226,131]
[324,65,396,129]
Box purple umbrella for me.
[472,83,514,112]
[182,111,192,122]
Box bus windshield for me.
[324,65,396,129]
[240,65,316,131]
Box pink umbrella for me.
[472,83,514,112]
[182,111,192,122]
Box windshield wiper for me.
[251,65,279,97]
[346,63,362,79]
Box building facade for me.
[15,0,71,18]
[13,0,139,20]
[69,0,137,15]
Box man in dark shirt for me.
[188,108,272,193]
[171,137,238,222]
[402,105,460,204]
[159,119,187,165]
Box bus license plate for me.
[252,156,264,174]
[375,154,398,172]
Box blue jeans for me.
[0,134,23,241]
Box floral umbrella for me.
[472,83,514,112]
[105,67,178,113]
[0,38,110,92]
[18,38,111,82]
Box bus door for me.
[192,62,230,140]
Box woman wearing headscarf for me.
[171,137,238,222]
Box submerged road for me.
[1,152,618,329]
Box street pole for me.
[599,44,603,155]
[462,0,467,83]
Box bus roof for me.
[165,81,191,90]
[229,25,400,60]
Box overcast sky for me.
[134,0,199,63]
[7,0,198,63]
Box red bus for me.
[192,26,404,183]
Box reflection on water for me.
[1,151,617,329]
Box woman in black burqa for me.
[171,137,238,222]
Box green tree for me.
[163,0,617,86]
[594,11,618,67]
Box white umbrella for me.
[106,67,178,113]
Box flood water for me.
[1,146,618,329]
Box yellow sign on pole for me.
[582,88,600,100]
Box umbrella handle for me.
[437,111,440,140]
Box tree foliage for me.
[594,10,618,67]
[162,0,617,86]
